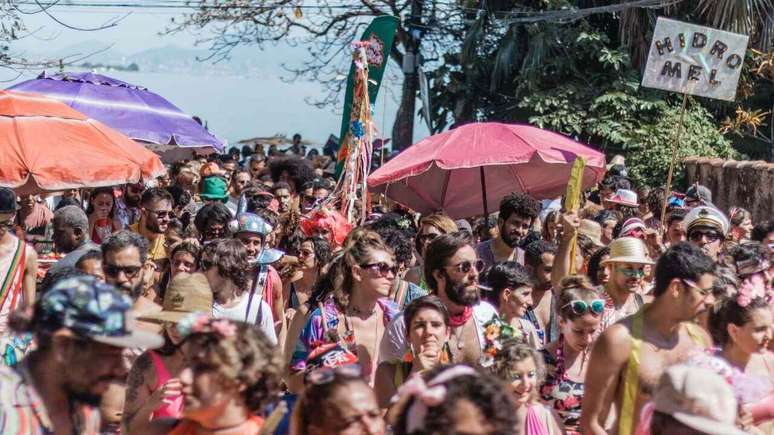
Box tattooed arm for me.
[122,352,156,434]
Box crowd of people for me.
[0,140,772,435]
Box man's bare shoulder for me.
[594,322,634,365]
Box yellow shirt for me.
[129,220,168,261]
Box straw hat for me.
[139,272,213,324]
[601,237,654,265]
[578,219,604,247]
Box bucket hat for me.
[138,273,213,324]
[38,276,163,349]
[601,237,654,265]
[653,365,746,435]
[578,219,604,247]
[199,176,229,201]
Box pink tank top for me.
[149,351,184,419]
[525,404,551,435]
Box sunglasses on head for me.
[689,230,722,243]
[446,259,485,274]
[305,365,362,385]
[104,263,142,279]
[360,262,397,277]
[562,299,605,316]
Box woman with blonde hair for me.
[406,213,458,288]
[290,228,400,385]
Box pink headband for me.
[394,365,478,433]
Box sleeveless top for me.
[617,306,709,435]
[0,238,30,367]
[525,404,557,435]
[149,351,183,419]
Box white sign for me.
[641,17,749,101]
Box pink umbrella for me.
[368,122,606,219]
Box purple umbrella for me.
[9,71,226,161]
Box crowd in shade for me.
[0,139,773,435]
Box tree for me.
[427,0,770,188]
[167,1,465,150]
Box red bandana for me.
[448,306,473,328]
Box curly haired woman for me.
[145,315,282,435]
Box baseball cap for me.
[199,176,229,201]
[653,364,746,435]
[0,187,18,214]
[35,275,163,349]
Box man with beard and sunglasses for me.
[476,193,540,269]
[380,232,497,366]
[101,230,160,327]
[0,275,162,434]
[129,188,174,263]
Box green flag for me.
[335,15,399,178]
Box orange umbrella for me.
[0,90,165,194]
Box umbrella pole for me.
[480,166,489,220]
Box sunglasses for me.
[617,267,645,278]
[298,249,315,259]
[562,299,605,316]
[688,230,722,243]
[0,220,14,230]
[360,262,397,277]
[305,365,362,385]
[104,263,142,279]
[681,279,713,296]
[146,209,175,219]
[446,259,485,274]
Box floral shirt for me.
[540,349,584,435]
[290,297,399,373]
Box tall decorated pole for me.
[331,16,399,224]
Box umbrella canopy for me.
[9,71,226,160]
[368,122,606,219]
[0,90,165,195]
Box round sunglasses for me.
[562,299,605,316]
[445,259,485,274]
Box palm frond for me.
[696,0,774,35]
[490,25,520,93]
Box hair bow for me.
[394,365,477,433]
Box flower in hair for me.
[480,315,523,368]
[737,275,766,307]
[176,313,236,339]
[210,320,237,337]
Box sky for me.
[5,3,430,147]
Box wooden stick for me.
[659,92,689,233]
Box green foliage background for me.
[427,1,772,190]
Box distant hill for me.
[17,39,312,76]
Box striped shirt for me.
[0,363,100,434]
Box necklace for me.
[453,323,465,350]
[349,304,377,316]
